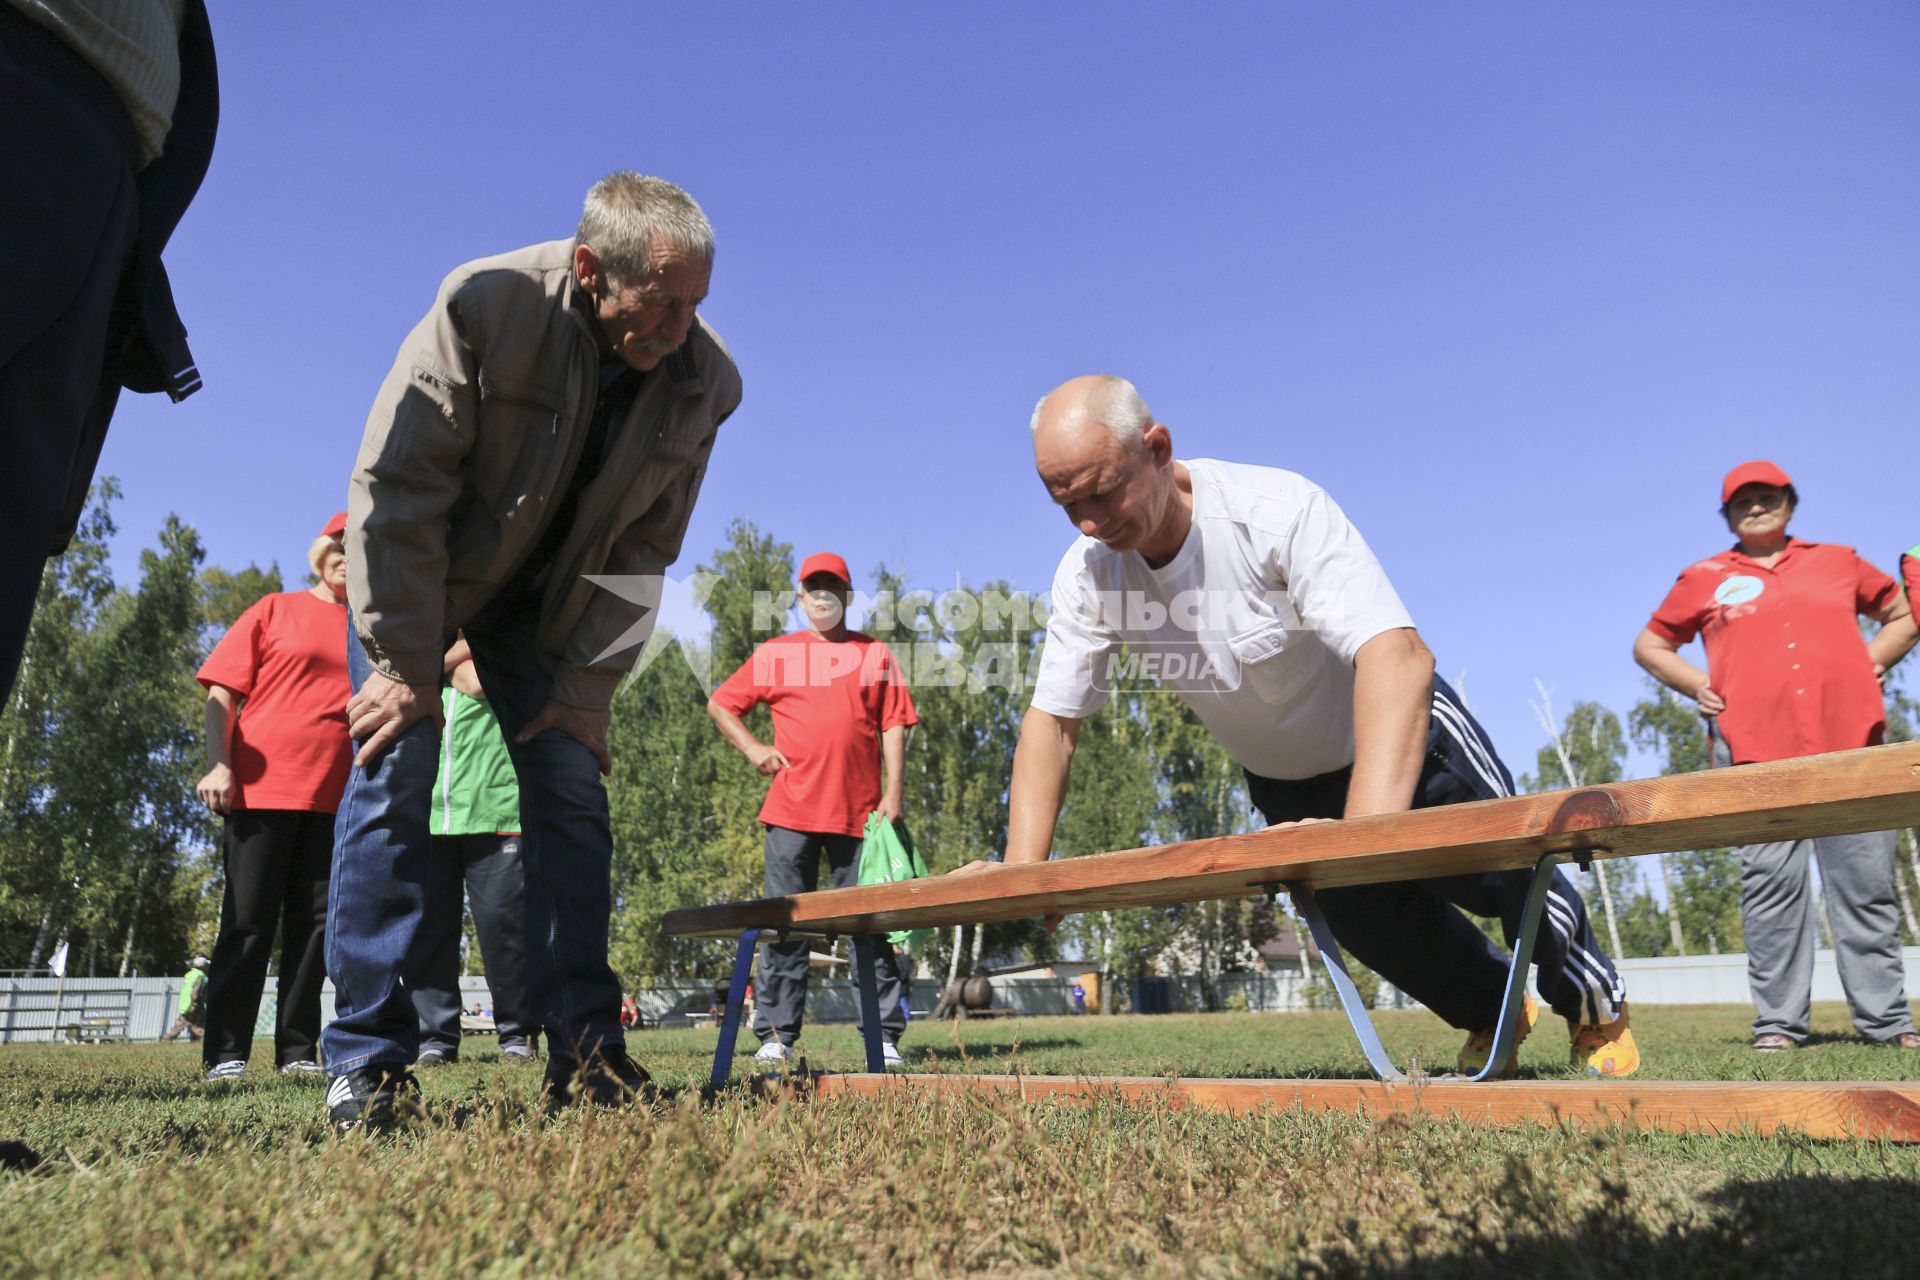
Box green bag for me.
[857,812,933,954]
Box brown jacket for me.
[345,239,742,711]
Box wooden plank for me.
[663,741,1920,937]
[778,1072,1920,1143]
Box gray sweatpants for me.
[1739,830,1914,1042]
[1712,727,1914,1043]
[752,826,907,1048]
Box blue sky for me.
[98,2,1919,780]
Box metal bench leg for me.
[1289,886,1411,1082]
[709,927,762,1091]
[850,934,886,1073]
[1289,851,1571,1083]
[1463,851,1570,1083]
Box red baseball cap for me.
[798,551,851,585]
[1720,461,1792,506]
[320,511,348,539]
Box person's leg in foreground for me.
[201,812,297,1080]
[464,605,642,1105]
[751,826,822,1064]
[320,625,439,1130]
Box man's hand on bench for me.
[1263,817,1336,830]
[950,857,1066,931]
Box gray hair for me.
[576,172,715,288]
[1030,374,1151,451]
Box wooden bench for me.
[663,742,1920,1139]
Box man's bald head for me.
[1029,375,1182,558]
[1030,375,1153,456]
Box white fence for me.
[6,947,1918,1043]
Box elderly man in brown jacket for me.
[321,172,742,1133]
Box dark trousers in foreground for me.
[1246,678,1626,1031]
[411,833,538,1055]
[753,826,907,1047]
[202,810,332,1067]
[323,601,623,1077]
[0,9,139,703]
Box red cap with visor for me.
[1720,461,1792,506]
[798,551,851,584]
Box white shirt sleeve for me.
[1272,485,1416,663]
[1029,548,1119,720]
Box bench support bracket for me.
[1288,850,1573,1083]
[709,928,762,1092]
[849,934,887,1073]
[709,926,890,1089]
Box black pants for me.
[411,833,538,1055]
[1245,678,1624,1030]
[752,826,907,1046]
[203,810,333,1067]
[0,10,141,703]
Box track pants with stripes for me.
[1243,677,1625,1031]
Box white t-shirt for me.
[1030,459,1416,780]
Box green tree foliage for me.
[1527,700,1627,789]
[1629,682,1744,954]
[0,485,213,975]
[200,562,283,632]
[1521,698,1636,955]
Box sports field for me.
[2,1003,1917,1277]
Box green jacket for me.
[179,967,206,1016]
[431,689,521,836]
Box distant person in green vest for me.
[409,637,538,1066]
[1902,546,1920,636]
[160,956,211,1043]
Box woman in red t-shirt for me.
[1633,462,1919,1053]
[193,514,353,1081]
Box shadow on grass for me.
[1339,1175,1920,1279]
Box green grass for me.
[1,1003,1917,1277]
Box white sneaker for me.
[881,1040,904,1069]
[204,1059,246,1083]
[753,1040,790,1066]
[279,1059,323,1077]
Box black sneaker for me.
[542,1045,654,1109]
[414,1046,457,1068]
[326,1065,423,1135]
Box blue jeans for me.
[322,604,624,1075]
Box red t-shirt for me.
[711,630,918,836]
[196,591,353,812]
[1646,539,1897,764]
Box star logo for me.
[582,571,724,695]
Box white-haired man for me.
[323,173,742,1131]
[968,375,1636,1077]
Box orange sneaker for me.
[1570,1003,1639,1077]
[1457,993,1538,1077]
